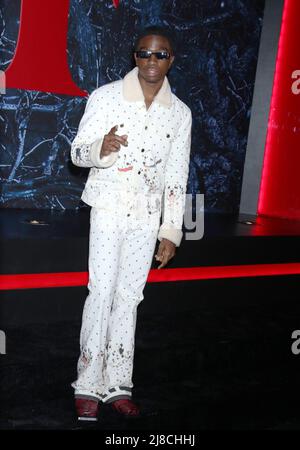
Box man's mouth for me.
[146,67,160,75]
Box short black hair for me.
[134,25,175,54]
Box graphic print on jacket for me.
[71,67,192,247]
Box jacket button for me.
[138,171,141,174]
[145,126,148,130]
[141,148,145,152]
[127,213,130,216]
[120,123,124,127]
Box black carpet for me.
[1,275,300,430]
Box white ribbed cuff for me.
[100,386,132,403]
[90,138,118,168]
[157,224,183,247]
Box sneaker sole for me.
[78,416,98,422]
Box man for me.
[70,26,192,421]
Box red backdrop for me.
[258,0,300,221]
[4,0,119,96]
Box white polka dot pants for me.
[72,206,160,403]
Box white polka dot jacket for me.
[71,67,192,247]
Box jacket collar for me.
[122,66,172,109]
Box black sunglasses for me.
[135,50,171,60]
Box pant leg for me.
[72,207,125,400]
[100,211,160,403]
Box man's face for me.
[134,34,174,84]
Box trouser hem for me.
[99,386,132,403]
[104,394,132,404]
[74,390,103,402]
[75,393,100,402]
[74,387,132,403]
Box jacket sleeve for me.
[70,89,118,169]
[157,107,192,247]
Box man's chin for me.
[144,74,163,84]
[139,70,163,84]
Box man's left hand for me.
[155,238,176,269]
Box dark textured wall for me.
[0,0,265,212]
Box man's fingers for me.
[101,125,129,157]
[104,135,128,151]
[106,134,128,146]
[109,142,121,151]
[155,248,175,268]
[108,126,128,145]
[120,134,128,144]
[158,253,169,269]
[109,125,118,134]
[155,249,169,268]
[113,135,128,146]
[155,249,164,261]
[155,244,168,260]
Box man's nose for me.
[149,53,157,62]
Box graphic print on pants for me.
[72,206,160,403]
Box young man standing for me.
[70,26,192,421]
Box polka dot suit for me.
[70,67,192,403]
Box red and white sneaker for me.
[110,399,140,418]
[75,397,99,422]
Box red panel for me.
[0,263,299,290]
[258,0,300,220]
[5,0,87,96]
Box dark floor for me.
[1,209,299,430]
[1,275,300,430]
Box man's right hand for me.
[100,125,128,158]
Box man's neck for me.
[138,73,164,105]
